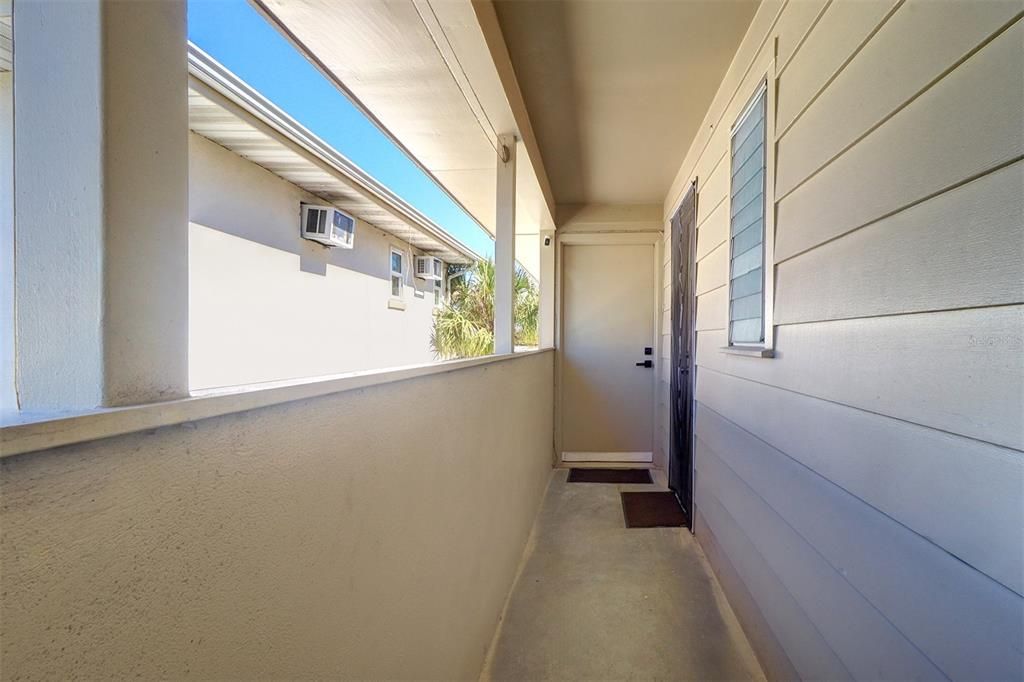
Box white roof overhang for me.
[251,0,555,277]
[187,44,478,265]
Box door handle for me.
[636,360,653,368]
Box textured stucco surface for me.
[0,351,554,679]
[14,1,189,409]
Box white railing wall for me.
[0,350,554,679]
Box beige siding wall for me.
[0,351,554,679]
[189,133,444,390]
[659,1,1024,679]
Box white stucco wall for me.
[0,351,554,679]
[189,133,444,390]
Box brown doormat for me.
[621,491,688,528]
[568,468,653,484]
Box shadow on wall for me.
[188,132,432,295]
[300,251,328,277]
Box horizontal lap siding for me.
[694,514,802,682]
[696,154,729,226]
[775,161,1024,324]
[696,199,728,262]
[775,19,1024,262]
[775,0,900,133]
[698,433,945,681]
[776,0,1023,198]
[697,407,1023,681]
[696,243,727,296]
[697,306,1024,451]
[695,285,728,332]
[695,468,852,682]
[697,369,1024,597]
[661,0,1024,678]
[772,0,829,72]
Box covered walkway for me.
[482,470,763,681]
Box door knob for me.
[635,360,653,368]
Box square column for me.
[539,229,555,348]
[14,0,188,409]
[494,133,517,355]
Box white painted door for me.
[561,242,655,462]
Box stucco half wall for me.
[0,351,554,679]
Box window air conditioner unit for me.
[300,204,355,248]
[414,256,443,281]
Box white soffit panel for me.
[187,45,477,265]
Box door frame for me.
[554,231,663,464]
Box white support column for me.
[14,0,189,410]
[539,229,555,348]
[1,69,13,416]
[494,133,517,355]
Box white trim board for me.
[561,452,654,463]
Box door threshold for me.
[558,462,657,470]
[561,451,653,463]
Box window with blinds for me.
[390,248,404,299]
[728,81,768,345]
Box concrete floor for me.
[480,469,764,681]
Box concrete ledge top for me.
[1,349,553,458]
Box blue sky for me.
[188,0,494,259]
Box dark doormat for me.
[621,491,688,528]
[568,468,653,484]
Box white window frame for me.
[433,269,445,307]
[389,247,405,300]
[726,60,776,356]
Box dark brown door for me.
[670,181,697,526]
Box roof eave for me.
[186,42,480,264]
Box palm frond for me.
[431,258,539,358]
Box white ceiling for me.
[254,0,757,246]
[493,0,759,205]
